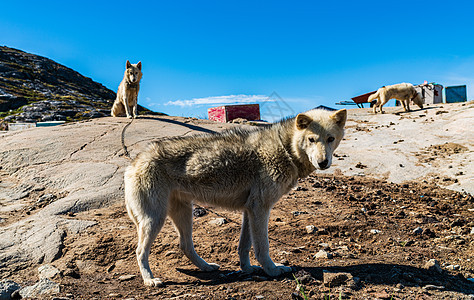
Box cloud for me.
[165,94,273,107]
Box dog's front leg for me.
[132,102,138,118]
[248,206,292,276]
[238,211,262,273]
[124,96,133,119]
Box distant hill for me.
[0,46,160,123]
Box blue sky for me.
[1,0,473,121]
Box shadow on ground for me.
[173,263,474,295]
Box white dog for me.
[111,60,142,118]
[124,109,347,286]
[368,83,424,113]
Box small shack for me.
[445,85,467,103]
[208,104,260,123]
[414,83,443,104]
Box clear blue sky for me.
[1,0,473,121]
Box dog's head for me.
[125,60,143,83]
[412,92,424,109]
[292,109,346,170]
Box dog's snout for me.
[318,159,329,169]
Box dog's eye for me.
[327,137,335,143]
[308,137,315,143]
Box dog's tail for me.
[367,90,380,103]
[121,118,134,159]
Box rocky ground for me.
[0,103,473,299]
[0,46,157,124]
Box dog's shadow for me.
[167,263,474,295]
[392,106,437,115]
[138,115,217,134]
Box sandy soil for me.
[7,174,473,299]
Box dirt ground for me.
[6,173,473,299]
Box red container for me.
[351,91,377,104]
[208,104,260,123]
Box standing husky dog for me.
[368,83,424,114]
[125,109,347,286]
[111,60,142,118]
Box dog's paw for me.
[143,278,164,287]
[200,263,220,272]
[264,265,292,277]
[241,265,262,274]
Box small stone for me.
[317,228,329,235]
[164,250,178,257]
[306,225,316,234]
[370,229,381,234]
[294,272,314,284]
[38,264,60,279]
[209,218,227,226]
[423,259,442,274]
[319,243,330,249]
[446,264,460,271]
[255,295,264,299]
[314,250,333,259]
[193,207,207,217]
[19,278,60,298]
[423,284,445,291]
[292,211,308,217]
[470,227,474,235]
[323,271,352,287]
[108,293,121,297]
[371,290,391,299]
[118,274,136,282]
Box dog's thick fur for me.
[124,109,347,286]
[368,83,424,114]
[111,60,142,118]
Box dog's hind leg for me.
[238,211,262,273]
[373,100,380,114]
[168,198,220,272]
[379,95,387,114]
[135,211,167,287]
[126,184,168,286]
[247,206,292,277]
[111,100,125,117]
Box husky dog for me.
[124,109,347,286]
[368,83,424,114]
[111,60,142,118]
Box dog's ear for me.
[137,61,142,70]
[126,60,132,69]
[296,113,312,130]
[330,109,347,127]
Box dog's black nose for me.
[318,159,328,169]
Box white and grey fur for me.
[124,108,347,286]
